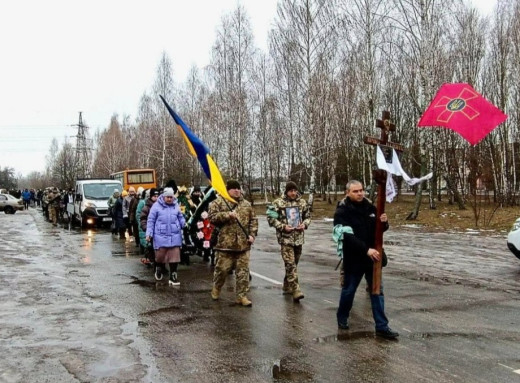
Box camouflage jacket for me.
[208,195,258,252]
[267,194,311,246]
[47,191,61,207]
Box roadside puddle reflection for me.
[314,331,375,343]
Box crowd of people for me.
[14,187,72,226]
[5,188,43,209]
[18,178,400,339]
[104,181,217,285]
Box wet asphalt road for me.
[1,208,520,383]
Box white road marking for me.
[402,328,412,333]
[323,299,335,304]
[250,271,282,285]
[500,363,520,375]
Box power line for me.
[0,124,74,128]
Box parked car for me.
[0,193,24,214]
[506,218,520,259]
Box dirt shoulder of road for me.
[252,194,517,234]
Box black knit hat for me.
[150,188,159,197]
[285,181,298,193]
[165,179,178,194]
[226,180,241,190]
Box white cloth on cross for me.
[376,145,433,202]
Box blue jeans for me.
[337,269,389,331]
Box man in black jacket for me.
[333,180,399,339]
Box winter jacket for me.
[113,197,125,230]
[208,195,258,252]
[333,197,388,273]
[129,196,139,222]
[108,192,119,208]
[146,195,185,250]
[123,196,133,218]
[136,199,147,248]
[139,198,154,233]
[108,192,119,217]
[22,190,31,201]
[267,194,311,246]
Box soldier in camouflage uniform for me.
[209,180,258,307]
[267,181,311,302]
[47,187,61,226]
[41,188,50,220]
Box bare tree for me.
[91,115,126,177]
[270,0,338,201]
[387,0,457,219]
[45,138,60,185]
[52,139,76,189]
[208,5,257,183]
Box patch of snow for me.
[401,224,423,229]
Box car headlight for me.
[85,202,97,208]
[512,220,520,231]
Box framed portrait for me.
[285,206,301,228]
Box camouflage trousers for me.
[213,250,250,299]
[281,244,302,293]
[48,206,57,224]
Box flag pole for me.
[222,195,250,240]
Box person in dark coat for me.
[113,193,126,239]
[139,188,159,265]
[333,180,398,340]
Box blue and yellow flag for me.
[160,96,236,203]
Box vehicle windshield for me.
[5,194,18,200]
[83,184,121,200]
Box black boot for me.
[154,265,163,281]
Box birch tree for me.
[389,0,457,218]
[52,139,76,189]
[209,5,257,182]
[271,0,338,199]
[91,115,126,177]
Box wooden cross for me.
[363,111,404,295]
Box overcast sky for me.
[0,0,495,177]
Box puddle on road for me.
[409,332,480,340]
[140,305,184,316]
[129,279,157,288]
[314,331,375,343]
[267,356,314,382]
[111,251,139,257]
[272,364,313,382]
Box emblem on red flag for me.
[418,83,507,145]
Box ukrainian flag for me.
[160,95,236,203]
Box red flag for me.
[418,83,507,145]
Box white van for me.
[73,178,122,227]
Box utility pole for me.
[73,112,92,178]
